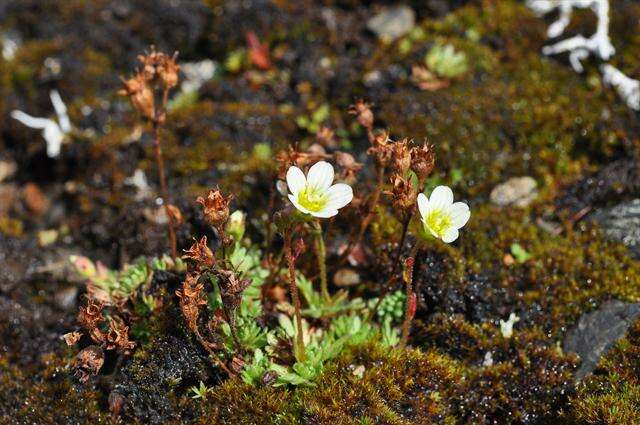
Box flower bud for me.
[70,255,96,279]
[226,210,246,242]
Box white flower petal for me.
[286,166,306,196]
[449,202,470,229]
[306,161,334,190]
[325,184,353,210]
[441,227,459,243]
[429,186,454,209]
[311,209,338,218]
[288,194,311,215]
[417,193,429,218]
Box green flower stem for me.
[312,220,330,301]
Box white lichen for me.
[500,313,520,339]
[528,0,614,72]
[528,0,640,110]
[11,90,72,158]
[601,64,640,110]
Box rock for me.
[333,268,361,287]
[367,5,415,42]
[54,286,79,311]
[490,176,538,207]
[0,160,17,182]
[591,199,640,258]
[563,300,640,381]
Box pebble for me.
[333,268,361,287]
[0,160,17,182]
[367,5,415,42]
[591,199,640,258]
[490,176,538,207]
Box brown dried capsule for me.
[74,345,104,383]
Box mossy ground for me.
[2,0,640,423]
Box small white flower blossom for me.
[500,313,520,339]
[286,161,353,218]
[417,185,470,243]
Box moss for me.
[194,343,462,424]
[570,319,640,423]
[0,353,109,424]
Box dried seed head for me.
[167,204,184,225]
[392,138,412,175]
[119,73,155,120]
[216,269,252,313]
[349,100,374,130]
[315,126,338,148]
[387,173,418,212]
[197,189,233,227]
[74,345,104,383]
[176,273,207,333]
[137,48,180,89]
[276,146,309,180]
[105,317,135,352]
[335,151,363,181]
[183,236,215,269]
[109,392,125,421]
[63,331,82,346]
[367,131,393,167]
[410,143,436,182]
[77,298,105,330]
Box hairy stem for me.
[400,243,420,348]
[368,212,412,321]
[312,220,329,301]
[336,165,385,267]
[285,234,306,362]
[152,122,177,259]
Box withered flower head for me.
[63,331,82,346]
[137,48,180,89]
[74,345,104,383]
[176,273,207,333]
[315,126,338,149]
[349,100,374,130]
[118,73,155,121]
[335,151,363,181]
[77,298,105,330]
[392,138,412,175]
[183,236,215,269]
[197,189,233,227]
[367,130,393,167]
[216,269,252,313]
[276,146,309,180]
[410,143,436,182]
[387,173,418,212]
[105,318,135,352]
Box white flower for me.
[500,313,520,339]
[286,161,353,218]
[417,185,470,243]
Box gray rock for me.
[591,199,640,258]
[563,300,640,381]
[490,176,538,207]
[54,286,79,310]
[367,5,415,42]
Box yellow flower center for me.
[423,208,452,237]
[297,185,328,212]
